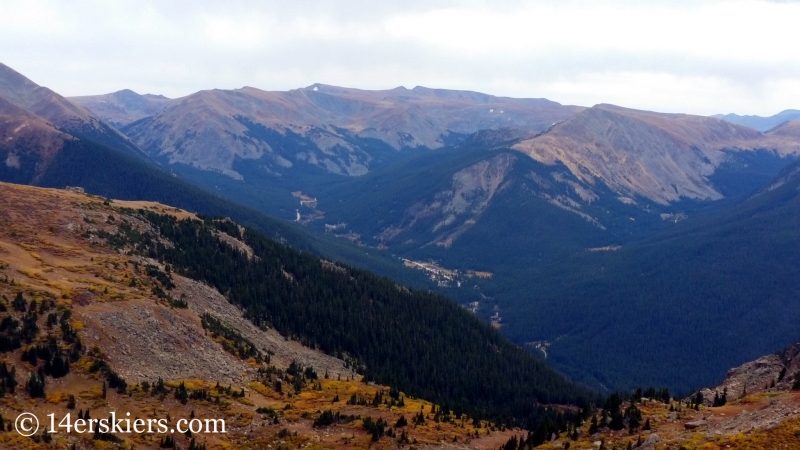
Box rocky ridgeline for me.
[697,341,800,405]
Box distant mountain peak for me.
[69,87,173,128]
[714,109,800,132]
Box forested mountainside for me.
[115,203,597,422]
[0,182,598,449]
[489,158,800,393]
[0,182,533,448]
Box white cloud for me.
[384,1,800,64]
[0,0,798,115]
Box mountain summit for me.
[70,89,172,128]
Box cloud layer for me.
[1,0,798,115]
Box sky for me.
[1,0,798,116]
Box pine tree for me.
[589,414,598,434]
[12,292,26,312]
[175,382,188,404]
[26,372,45,398]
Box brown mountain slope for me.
[0,62,141,155]
[69,89,172,128]
[119,84,583,178]
[0,182,515,449]
[0,62,97,129]
[513,104,800,204]
[766,119,800,139]
[0,94,73,182]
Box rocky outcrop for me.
[698,354,784,404]
[696,341,800,406]
[174,276,351,379]
[77,298,251,384]
[377,153,516,247]
[638,433,663,450]
[708,396,800,435]
[684,420,707,429]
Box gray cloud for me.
[0,0,798,115]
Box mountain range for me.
[72,84,581,181]
[3,60,800,398]
[715,109,800,132]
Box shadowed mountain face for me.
[491,157,800,393]
[70,89,172,128]
[109,84,584,179]
[715,109,800,132]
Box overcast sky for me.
[1,0,798,115]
